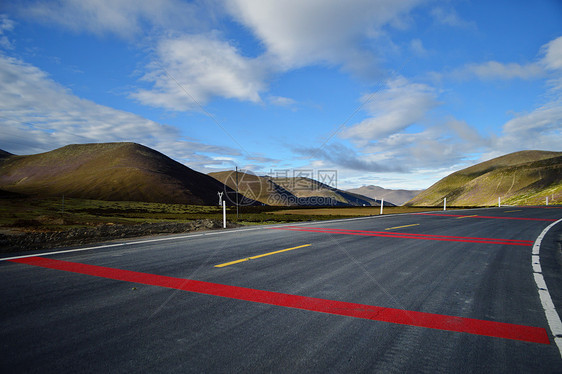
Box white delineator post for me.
[546,196,549,206]
[222,201,226,229]
[498,197,501,207]
[380,199,384,215]
[444,198,447,211]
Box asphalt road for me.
[1,206,562,373]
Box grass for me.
[407,152,561,206]
[269,206,444,216]
[0,197,455,233]
[0,197,216,231]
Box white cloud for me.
[226,0,424,72]
[409,38,428,57]
[341,77,437,142]
[495,101,562,152]
[447,35,562,82]
[132,34,268,111]
[293,143,407,173]
[290,36,562,186]
[0,53,241,169]
[16,0,430,110]
[268,96,296,107]
[131,0,430,111]
[485,35,562,153]
[430,6,475,29]
[541,35,562,71]
[292,122,484,189]
[0,15,15,49]
[22,0,203,39]
[540,35,562,91]
[456,61,544,80]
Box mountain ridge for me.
[2,144,559,207]
[345,185,423,206]
[208,171,392,207]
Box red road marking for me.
[412,213,557,221]
[9,256,549,344]
[270,226,534,246]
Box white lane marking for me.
[534,273,548,290]
[532,255,542,273]
[0,243,130,262]
[0,228,264,262]
[532,218,562,358]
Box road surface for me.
[1,206,561,373]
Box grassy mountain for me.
[208,171,391,207]
[0,142,253,205]
[346,185,423,206]
[405,150,562,206]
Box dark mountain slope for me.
[209,171,388,206]
[0,142,251,205]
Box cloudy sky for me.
[0,0,561,189]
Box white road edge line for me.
[0,207,486,262]
[0,228,263,262]
[0,214,385,262]
[532,218,562,358]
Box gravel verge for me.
[0,219,237,253]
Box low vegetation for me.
[0,196,464,252]
[1,196,449,232]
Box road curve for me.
[1,206,561,373]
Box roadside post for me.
[380,199,384,215]
[223,201,226,228]
[444,198,446,211]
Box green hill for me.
[405,150,562,206]
[0,142,252,205]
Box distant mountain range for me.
[208,171,393,207]
[1,143,559,207]
[345,185,423,206]
[0,142,253,205]
[405,150,562,206]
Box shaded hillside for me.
[208,171,390,206]
[0,149,12,159]
[208,171,275,205]
[346,185,423,206]
[406,150,562,206]
[0,143,253,205]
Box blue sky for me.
[0,0,561,189]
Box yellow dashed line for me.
[385,224,420,231]
[215,244,312,268]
